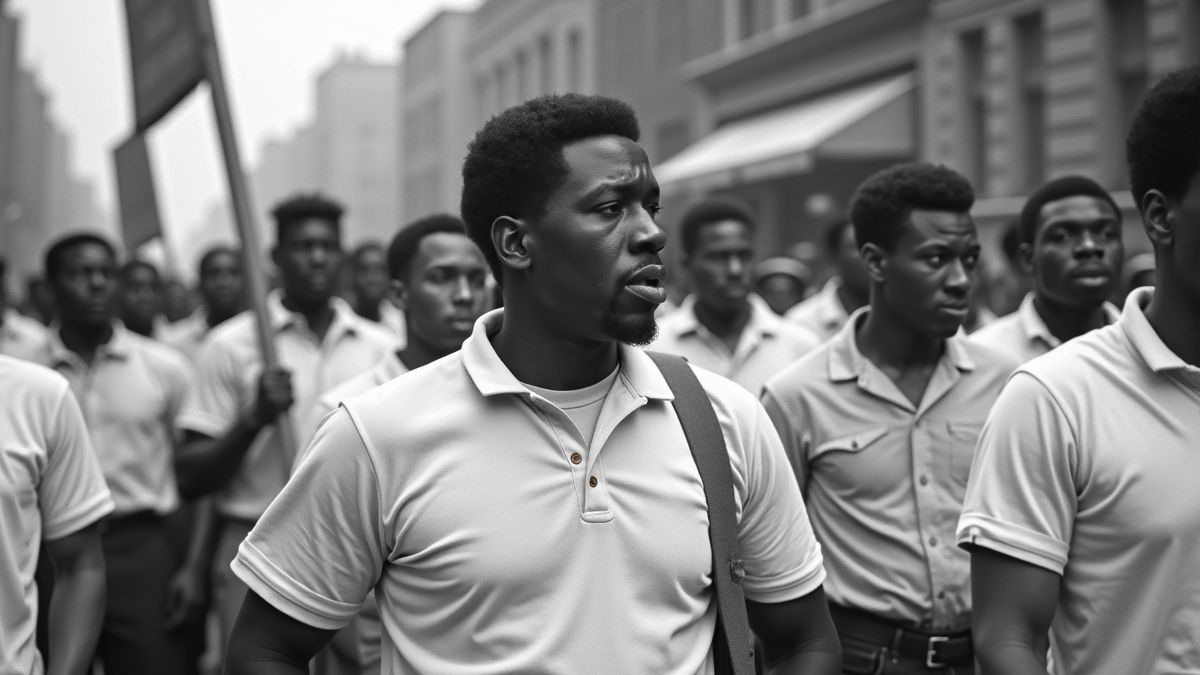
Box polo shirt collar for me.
[669,293,782,339]
[1120,287,1197,373]
[267,289,361,338]
[462,309,674,401]
[1016,292,1121,348]
[815,277,851,332]
[828,308,976,383]
[46,321,132,367]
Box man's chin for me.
[603,312,658,347]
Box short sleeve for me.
[736,402,826,604]
[231,406,386,630]
[40,386,114,540]
[955,371,1077,574]
[759,385,812,494]
[178,337,244,437]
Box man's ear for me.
[387,279,408,312]
[1141,189,1174,248]
[492,216,531,272]
[1018,242,1035,276]
[859,242,887,283]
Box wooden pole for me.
[192,0,297,464]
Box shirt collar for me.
[45,321,132,367]
[828,307,976,382]
[1119,286,1196,373]
[670,293,782,339]
[462,309,674,401]
[267,289,361,337]
[815,277,851,329]
[1016,292,1121,348]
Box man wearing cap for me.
[786,215,871,341]
[652,197,819,395]
[971,175,1124,364]
[755,256,811,316]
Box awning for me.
[655,73,915,190]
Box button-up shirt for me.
[35,323,192,517]
[762,310,1017,629]
[0,309,47,362]
[231,308,826,674]
[785,277,852,342]
[178,291,398,521]
[958,287,1200,675]
[160,309,216,360]
[652,294,819,395]
[970,291,1120,364]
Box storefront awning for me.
[655,73,915,190]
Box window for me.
[960,28,988,190]
[738,0,773,39]
[1015,12,1045,189]
[567,29,583,91]
[791,0,811,20]
[539,34,553,93]
[1108,0,1148,187]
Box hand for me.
[252,366,294,428]
[165,564,208,630]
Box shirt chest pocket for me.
[810,426,895,497]
[937,422,984,487]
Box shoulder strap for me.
[646,351,756,675]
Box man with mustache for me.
[762,163,1017,674]
[970,175,1124,363]
[174,194,397,653]
[652,197,818,395]
[225,93,840,674]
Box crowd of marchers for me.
[1,64,1198,675]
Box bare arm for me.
[971,547,1059,675]
[748,586,841,675]
[166,498,222,628]
[224,591,338,675]
[44,524,106,675]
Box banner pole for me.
[192,0,298,462]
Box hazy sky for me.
[9,0,479,248]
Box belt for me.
[829,604,973,669]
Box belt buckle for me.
[925,635,949,669]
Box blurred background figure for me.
[986,220,1035,317]
[1122,251,1156,300]
[118,259,166,338]
[754,256,812,316]
[162,277,196,324]
[161,245,247,359]
[22,276,57,327]
[0,256,47,361]
[785,214,870,341]
[347,240,405,341]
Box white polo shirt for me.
[37,324,191,517]
[785,278,852,342]
[970,292,1120,364]
[160,309,215,360]
[652,294,819,395]
[178,291,398,521]
[957,287,1200,675]
[0,356,113,675]
[0,309,47,362]
[233,309,826,674]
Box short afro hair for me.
[678,196,756,256]
[198,245,240,279]
[849,162,975,251]
[270,193,344,244]
[351,241,385,264]
[119,259,161,285]
[460,93,641,280]
[1018,175,1121,245]
[1126,65,1200,209]
[44,232,118,281]
[387,213,470,282]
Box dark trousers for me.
[93,512,195,675]
[832,605,975,675]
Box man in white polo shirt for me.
[225,93,840,674]
[175,194,398,651]
[1,355,112,675]
[161,245,246,359]
[786,215,870,341]
[36,232,196,674]
[652,197,818,395]
[959,65,1200,675]
[971,175,1123,364]
[763,163,1017,674]
[306,214,491,675]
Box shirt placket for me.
[524,394,610,522]
[908,415,951,628]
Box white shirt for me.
[0,309,46,362]
[233,309,826,674]
[785,278,853,342]
[958,288,1200,675]
[970,292,1120,364]
[0,356,113,675]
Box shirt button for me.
[589,476,598,488]
[570,452,582,465]
[938,590,947,599]
[850,440,859,449]
[929,537,938,547]
[919,475,929,486]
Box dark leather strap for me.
[829,604,974,668]
[648,352,755,675]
